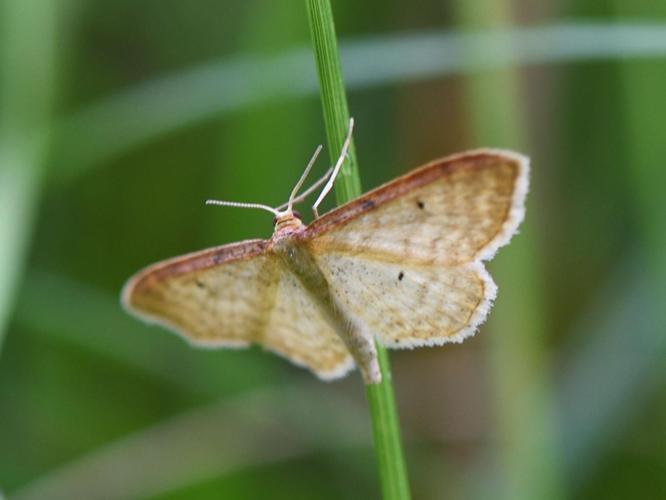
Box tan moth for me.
[122,120,529,384]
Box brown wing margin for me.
[305,150,523,237]
[122,239,270,301]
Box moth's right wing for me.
[304,150,527,347]
[306,150,528,266]
[313,252,496,348]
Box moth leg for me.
[312,117,355,219]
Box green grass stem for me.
[305,1,411,499]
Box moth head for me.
[272,209,304,234]
[205,196,305,235]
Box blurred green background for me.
[1,0,665,499]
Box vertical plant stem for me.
[305,1,411,499]
[452,1,564,499]
[305,0,361,201]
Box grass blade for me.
[306,1,411,498]
[0,0,61,351]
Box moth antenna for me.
[205,199,279,215]
[276,167,333,211]
[287,144,323,212]
[312,117,354,218]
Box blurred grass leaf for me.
[10,383,369,500]
[51,23,666,181]
[0,0,62,350]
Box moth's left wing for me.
[122,239,355,379]
[260,266,355,380]
[122,239,278,347]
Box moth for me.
[122,120,529,384]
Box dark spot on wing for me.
[398,271,404,281]
[416,200,425,209]
[361,199,375,210]
[195,280,206,289]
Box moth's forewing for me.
[304,149,528,265]
[122,239,276,347]
[122,238,356,379]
